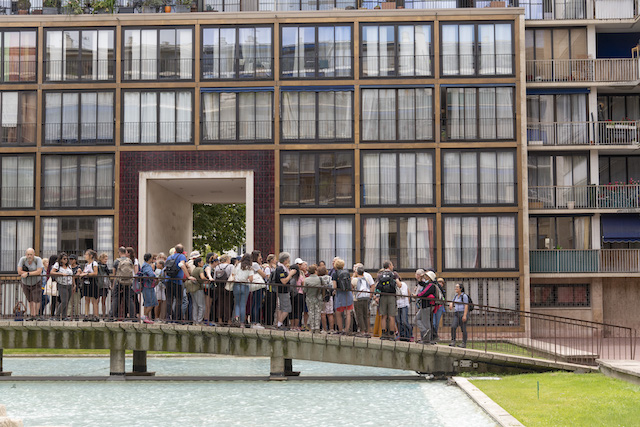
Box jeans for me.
[110,283,135,319]
[233,283,250,322]
[264,291,277,326]
[451,311,468,344]
[396,306,411,339]
[250,288,264,324]
[57,285,72,319]
[415,307,432,342]
[354,299,370,332]
[432,306,445,338]
[191,290,205,324]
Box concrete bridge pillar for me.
[109,348,125,376]
[131,350,154,376]
[0,349,10,376]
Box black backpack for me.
[377,270,396,294]
[336,269,351,291]
[463,293,475,312]
[164,257,181,278]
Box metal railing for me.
[361,118,435,141]
[440,54,515,76]
[122,121,192,144]
[528,184,640,209]
[0,276,634,363]
[201,57,273,80]
[41,185,114,209]
[122,58,194,80]
[360,183,436,206]
[360,54,434,78]
[530,249,640,274]
[443,118,515,141]
[520,0,636,19]
[526,121,640,146]
[280,183,355,207]
[279,55,353,79]
[0,123,37,145]
[0,186,34,209]
[44,59,115,81]
[201,0,356,11]
[1,60,37,83]
[443,247,519,270]
[526,58,640,83]
[281,119,353,142]
[441,182,516,205]
[44,122,115,145]
[201,120,273,142]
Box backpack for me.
[117,257,134,286]
[376,270,396,294]
[164,256,181,278]
[464,293,475,312]
[433,282,445,304]
[97,263,111,289]
[336,269,351,291]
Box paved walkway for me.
[597,359,640,386]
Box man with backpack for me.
[110,246,135,320]
[331,258,353,334]
[374,261,401,340]
[214,254,235,324]
[164,244,193,322]
[415,269,437,344]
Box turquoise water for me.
[0,357,497,427]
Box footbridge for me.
[0,321,595,378]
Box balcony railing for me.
[44,122,114,145]
[201,120,273,143]
[42,185,114,209]
[280,55,353,79]
[528,184,640,210]
[361,183,436,206]
[361,118,435,142]
[122,58,193,81]
[44,59,115,82]
[281,119,353,142]
[526,58,640,83]
[201,58,273,80]
[122,121,192,144]
[2,60,37,83]
[530,249,640,273]
[280,183,354,207]
[527,120,640,146]
[0,124,37,146]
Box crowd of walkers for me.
[16,245,471,347]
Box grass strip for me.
[471,371,640,427]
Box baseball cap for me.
[294,258,305,264]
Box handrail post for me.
[554,318,558,362]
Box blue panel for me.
[526,88,590,95]
[597,33,640,58]
[602,214,640,242]
[200,87,274,93]
[280,86,354,92]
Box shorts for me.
[321,296,334,314]
[98,287,110,298]
[378,294,398,317]
[278,293,292,313]
[21,283,41,303]
[83,281,99,299]
[335,304,354,313]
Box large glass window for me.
[44,91,114,145]
[45,29,115,81]
[2,30,36,83]
[444,87,514,140]
[362,87,433,142]
[441,23,513,76]
[361,151,434,206]
[0,92,36,145]
[446,277,519,314]
[527,93,588,145]
[281,216,353,267]
[41,216,113,262]
[525,28,587,82]
[123,28,193,80]
[1,155,34,209]
[598,95,640,121]
[123,90,192,144]
[201,90,272,143]
[42,155,114,209]
[444,215,517,270]
[528,154,588,208]
[361,23,432,78]
[280,151,353,207]
[362,215,435,271]
[281,89,352,142]
[443,150,516,205]
[281,25,352,78]
[531,284,590,308]
[599,156,640,184]
[0,218,33,273]
[529,216,591,249]
[202,26,272,79]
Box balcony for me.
[44,122,114,145]
[526,58,639,84]
[528,184,640,210]
[45,59,115,82]
[201,120,273,143]
[521,0,637,19]
[530,249,640,273]
[527,120,640,146]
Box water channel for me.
[1,357,497,426]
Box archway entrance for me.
[137,171,254,256]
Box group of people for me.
[17,245,472,347]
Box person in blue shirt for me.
[165,244,195,322]
[449,283,469,348]
[140,253,157,323]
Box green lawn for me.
[471,372,640,427]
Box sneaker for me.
[458,343,466,348]
[143,318,153,324]
[449,342,456,347]
[251,323,265,329]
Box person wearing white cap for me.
[414,269,437,344]
[291,258,307,330]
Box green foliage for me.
[43,0,60,7]
[193,204,246,256]
[65,0,84,14]
[92,0,114,11]
[471,372,640,426]
[177,0,192,5]
[17,0,30,9]
[142,0,163,7]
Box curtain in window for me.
[478,24,495,75]
[319,92,335,139]
[481,216,498,268]
[416,88,433,140]
[363,217,380,268]
[462,217,478,269]
[380,153,396,204]
[299,92,315,139]
[574,217,590,250]
[379,89,395,140]
[62,31,79,81]
[82,31,98,80]
[417,152,433,204]
[498,152,515,203]
[281,92,298,140]
[42,157,60,207]
[123,92,140,144]
[282,217,299,257]
[318,218,335,263]
[238,93,255,140]
[0,220,16,272]
[96,155,112,208]
[44,93,61,144]
[81,92,97,143]
[318,27,335,77]
[361,89,378,141]
[444,217,461,269]
[443,152,460,204]
[1,156,32,208]
[335,91,352,140]
[159,92,175,144]
[362,26,379,77]
[417,217,433,268]
[79,156,96,207]
[362,153,379,205]
[255,92,272,140]
[379,26,394,77]
[415,25,431,76]
[97,30,112,80]
[335,217,353,267]
[479,88,496,139]
[498,216,516,268]
[441,25,458,76]
[96,218,113,261]
[176,91,192,143]
[398,89,415,141]
[299,217,316,261]
[140,30,157,80]
[495,24,512,75]
[399,153,416,205]
[41,218,58,260]
[97,92,113,143]
[399,217,416,270]
[461,152,477,204]
[202,93,218,140]
[124,30,141,80]
[480,152,497,204]
[140,92,157,143]
[334,26,350,78]
[398,25,414,77]
[61,156,77,207]
[46,31,63,80]
[496,87,514,139]
[61,93,79,143]
[460,25,475,75]
[178,29,193,79]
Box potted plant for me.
[163,0,171,12]
[141,0,162,12]
[64,0,84,14]
[17,0,30,14]
[174,0,190,12]
[43,0,60,13]
[190,0,197,11]
[117,0,135,12]
[91,0,114,12]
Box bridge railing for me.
[0,275,635,364]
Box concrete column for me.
[270,355,285,378]
[109,348,125,376]
[591,277,604,324]
[132,350,147,374]
[0,349,11,376]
